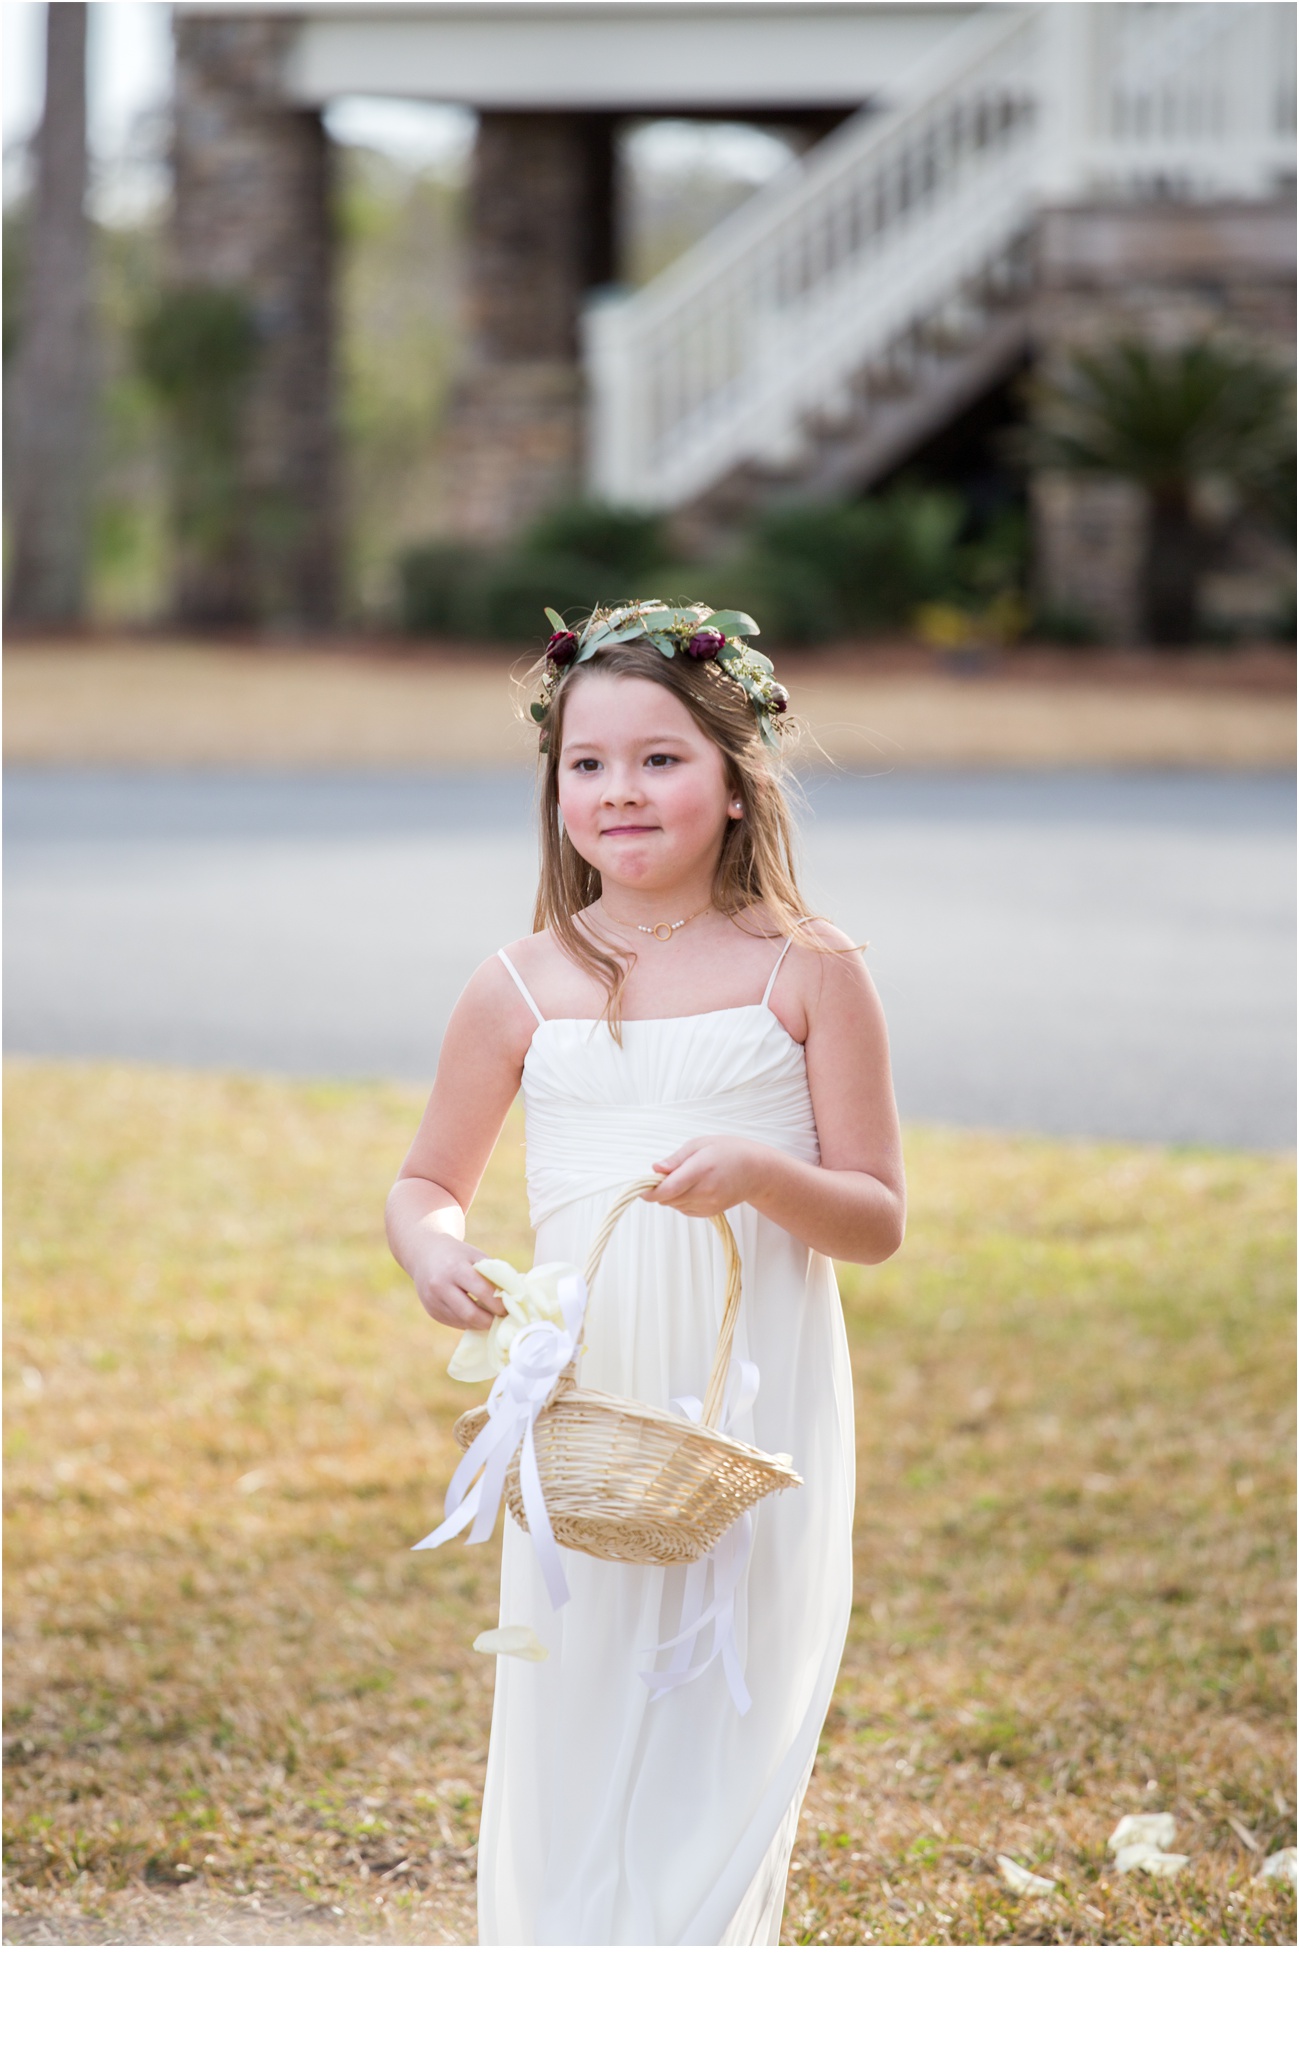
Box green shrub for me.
[400,500,675,640]
[1028,600,1105,646]
[692,481,1008,634]
[134,288,259,553]
[515,501,670,582]
[395,485,1028,645]
[398,540,663,641]
[477,552,633,642]
[739,487,993,635]
[687,551,844,643]
[397,542,484,635]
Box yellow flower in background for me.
[447,1258,583,1382]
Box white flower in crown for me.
[447,1258,584,1382]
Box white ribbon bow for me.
[412,1272,586,1611]
[640,1357,761,1717]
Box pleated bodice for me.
[521,1005,821,1228]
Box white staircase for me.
[584,2,1296,514]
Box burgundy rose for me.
[686,628,726,661]
[546,629,579,667]
[767,681,790,714]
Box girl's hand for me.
[411,1236,507,1332]
[645,1137,772,1218]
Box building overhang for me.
[177,2,987,112]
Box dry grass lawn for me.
[4,636,1294,772]
[4,1061,1294,1946]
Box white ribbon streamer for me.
[412,1272,586,1611]
[640,1358,761,1717]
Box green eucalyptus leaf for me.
[576,622,616,662]
[700,609,760,638]
[544,607,567,633]
[746,648,775,673]
[530,701,547,723]
[605,622,648,645]
[757,713,777,749]
[638,608,676,632]
[648,633,677,657]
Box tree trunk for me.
[7,3,93,625]
[1142,485,1201,646]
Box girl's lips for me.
[601,825,658,836]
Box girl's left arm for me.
[648,924,905,1265]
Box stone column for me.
[171,13,335,625]
[440,113,617,543]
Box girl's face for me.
[556,672,735,896]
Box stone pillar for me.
[440,113,617,543]
[171,13,335,626]
[1029,200,1296,640]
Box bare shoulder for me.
[448,946,541,1063]
[797,917,877,1000]
[500,930,560,975]
[789,916,884,1034]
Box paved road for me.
[5,768,1294,1148]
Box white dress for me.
[478,940,855,1946]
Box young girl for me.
[386,600,905,1946]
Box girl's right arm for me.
[385,956,534,1334]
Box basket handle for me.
[571,1174,743,1433]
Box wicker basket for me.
[452,1177,801,1567]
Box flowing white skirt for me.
[476,1193,855,1946]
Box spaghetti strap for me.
[761,919,812,1009]
[496,948,546,1026]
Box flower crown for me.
[530,599,790,748]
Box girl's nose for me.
[601,772,644,807]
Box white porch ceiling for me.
[193,2,989,112]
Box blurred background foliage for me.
[1023,337,1296,647]
[2,110,1291,644]
[397,489,1032,647]
[3,119,801,630]
[335,145,466,620]
[134,283,260,624]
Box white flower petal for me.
[448,1331,496,1382]
[474,1258,524,1301]
[1114,1846,1190,1876]
[490,1308,530,1367]
[449,1258,584,1386]
[473,1625,549,1662]
[513,1262,576,1319]
[476,1258,583,1327]
[1108,1813,1177,1855]
[997,1855,1056,1897]
[1258,1847,1296,1886]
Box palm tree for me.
[7,3,92,624]
[1028,337,1294,644]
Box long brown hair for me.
[524,632,825,1036]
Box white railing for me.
[585,2,1296,510]
[1076,1,1296,196]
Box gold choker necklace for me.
[598,904,711,943]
